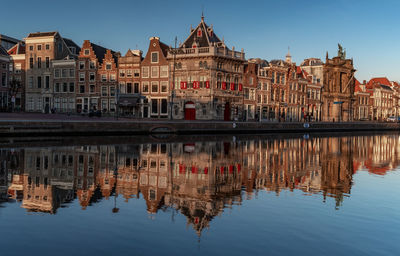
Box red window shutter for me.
[239,83,243,91]
[230,83,235,91]
[204,167,208,174]
[237,164,241,172]
[184,82,187,89]
[222,82,227,90]
[229,165,233,173]
[205,81,210,89]
[220,166,224,174]
[192,166,197,173]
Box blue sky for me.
[2,0,399,81]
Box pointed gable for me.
[181,17,223,49]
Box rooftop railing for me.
[168,46,245,60]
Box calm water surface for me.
[0,134,399,256]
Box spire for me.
[285,46,292,63]
[201,5,204,21]
[326,51,329,61]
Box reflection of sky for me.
[0,171,399,255]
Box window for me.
[126,69,132,77]
[142,82,149,93]
[37,76,42,88]
[99,100,107,111]
[90,61,95,69]
[69,82,75,92]
[28,76,33,88]
[119,82,126,93]
[45,76,50,89]
[101,86,107,96]
[110,86,115,96]
[80,85,85,93]
[151,99,158,114]
[79,73,85,82]
[151,66,159,78]
[119,69,125,77]
[151,52,159,63]
[37,57,41,68]
[160,65,168,77]
[134,83,139,93]
[110,99,115,112]
[151,82,158,93]
[161,81,168,93]
[29,45,33,51]
[55,69,60,78]
[84,49,90,55]
[101,74,107,81]
[134,69,140,77]
[79,61,85,69]
[45,57,50,68]
[127,83,132,93]
[106,63,112,70]
[90,84,95,93]
[46,44,50,50]
[110,74,116,81]
[63,83,67,92]
[89,72,95,81]
[55,83,60,92]
[142,66,149,78]
[37,45,42,51]
[29,58,33,68]
[161,99,168,114]
[1,73,6,87]
[62,69,67,77]
[69,69,75,77]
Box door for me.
[185,101,196,120]
[224,102,231,121]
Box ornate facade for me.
[322,49,356,122]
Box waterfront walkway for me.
[0,112,399,136]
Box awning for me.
[119,96,140,107]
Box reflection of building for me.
[3,134,400,230]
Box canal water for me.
[0,133,399,256]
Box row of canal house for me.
[5,15,400,121]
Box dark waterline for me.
[0,133,399,256]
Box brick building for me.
[98,49,118,114]
[353,79,370,120]
[0,45,10,111]
[24,32,77,113]
[76,40,117,113]
[117,49,143,117]
[141,37,170,118]
[167,16,245,120]
[7,42,26,111]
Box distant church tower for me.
[285,47,292,63]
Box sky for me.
[2,0,400,82]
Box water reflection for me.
[2,134,399,234]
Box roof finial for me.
[286,46,292,63]
[201,5,204,21]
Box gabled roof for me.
[63,38,81,55]
[355,79,363,92]
[367,77,391,87]
[87,41,118,64]
[7,42,25,55]
[181,16,223,49]
[159,41,170,57]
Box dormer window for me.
[84,49,90,55]
[106,63,112,70]
[197,29,202,37]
